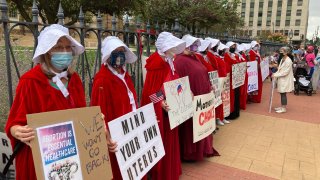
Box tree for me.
[133,0,243,34]
[267,33,288,43]
[8,0,143,25]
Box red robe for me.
[141,52,182,180]
[174,53,219,161]
[207,51,226,120]
[248,50,263,103]
[223,53,237,113]
[5,65,86,180]
[239,53,249,110]
[90,65,137,180]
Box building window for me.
[9,8,17,18]
[249,30,253,36]
[249,21,253,26]
[250,12,254,17]
[258,11,263,17]
[285,30,289,36]
[277,10,281,16]
[268,0,273,7]
[277,0,282,7]
[267,11,272,17]
[295,19,301,26]
[275,30,279,33]
[296,9,302,16]
[266,21,271,26]
[286,10,291,16]
[285,20,290,26]
[250,2,254,8]
[241,12,245,17]
[294,30,300,36]
[297,0,303,6]
[276,20,280,26]
[257,21,262,26]
[259,2,264,8]
[287,0,292,6]
[242,3,246,8]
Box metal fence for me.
[0,0,284,130]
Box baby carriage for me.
[293,67,313,96]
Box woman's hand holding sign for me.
[10,125,35,146]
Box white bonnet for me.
[198,39,211,52]
[155,32,186,56]
[101,36,137,64]
[218,43,229,51]
[33,24,84,63]
[205,37,220,48]
[250,41,260,48]
[181,34,201,48]
[226,41,236,48]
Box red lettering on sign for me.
[199,107,214,126]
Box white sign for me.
[222,74,231,117]
[193,91,216,143]
[0,132,15,180]
[208,71,222,108]
[108,103,165,180]
[247,61,259,93]
[260,59,270,81]
[164,76,194,129]
[232,62,247,89]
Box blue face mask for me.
[51,52,73,71]
[110,51,126,68]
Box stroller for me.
[293,67,313,96]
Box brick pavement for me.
[181,81,320,180]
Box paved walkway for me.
[181,81,320,180]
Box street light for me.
[300,34,304,47]
[288,29,293,46]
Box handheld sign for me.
[222,74,231,117]
[27,107,112,180]
[108,103,165,180]
[232,62,247,89]
[0,132,15,180]
[208,71,222,108]
[164,76,193,129]
[247,61,259,93]
[193,91,216,143]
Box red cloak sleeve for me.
[5,65,86,180]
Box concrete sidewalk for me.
[181,81,320,180]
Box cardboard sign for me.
[222,74,231,117]
[164,76,194,129]
[208,71,222,108]
[0,132,15,180]
[27,107,112,180]
[193,91,216,143]
[247,61,259,93]
[232,62,247,89]
[260,59,270,81]
[108,103,165,180]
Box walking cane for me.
[268,78,276,113]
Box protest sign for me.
[193,91,216,143]
[232,62,247,89]
[260,59,270,81]
[27,107,112,180]
[108,103,165,180]
[208,71,222,108]
[0,132,15,180]
[222,74,231,117]
[247,61,259,93]
[164,76,193,129]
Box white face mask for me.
[253,46,259,51]
[164,49,175,60]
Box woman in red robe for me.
[236,44,249,110]
[91,36,138,180]
[5,24,86,180]
[248,41,263,103]
[141,32,186,180]
[224,42,241,120]
[175,34,219,161]
[206,38,230,125]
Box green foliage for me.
[134,0,243,34]
[7,0,142,25]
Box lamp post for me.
[288,29,293,46]
[300,34,304,47]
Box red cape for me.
[5,65,86,180]
[248,50,263,103]
[141,52,182,180]
[90,65,137,180]
[240,53,249,110]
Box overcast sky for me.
[307,0,320,39]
